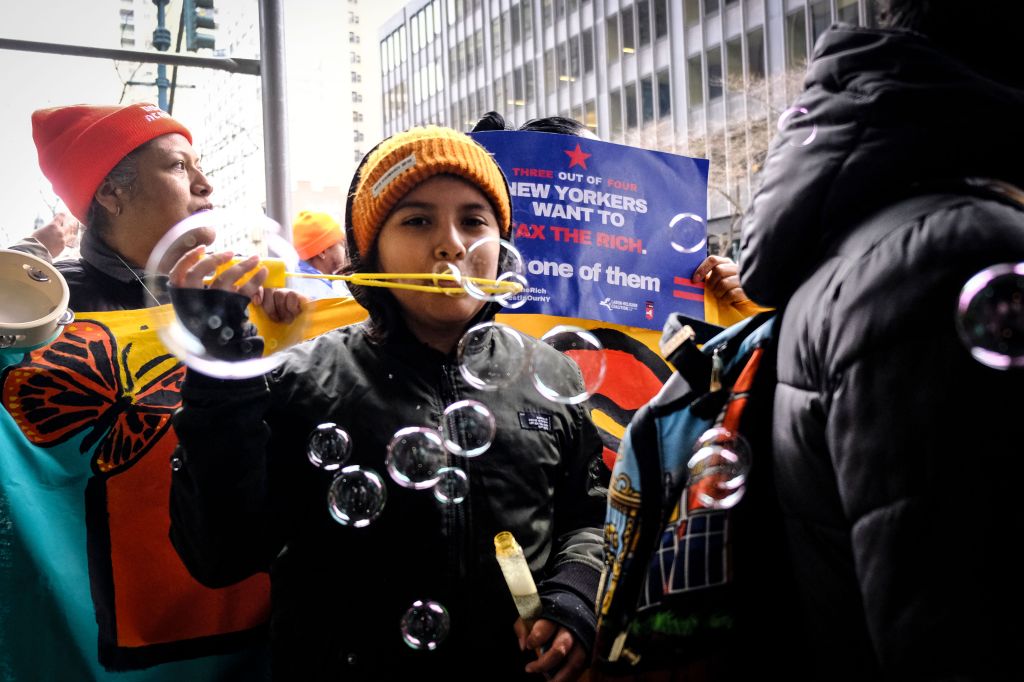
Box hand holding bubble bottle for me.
[494,531,545,660]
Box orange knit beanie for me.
[292,211,344,261]
[350,126,510,259]
[32,103,192,223]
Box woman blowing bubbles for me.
[169,127,607,681]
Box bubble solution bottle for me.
[494,531,542,627]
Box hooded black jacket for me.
[169,160,608,679]
[739,26,1024,679]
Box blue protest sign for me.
[472,131,709,330]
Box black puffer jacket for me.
[170,146,607,679]
[739,27,1024,679]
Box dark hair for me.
[879,0,1024,88]
[470,111,513,132]
[471,111,591,137]
[84,139,155,234]
[519,116,590,136]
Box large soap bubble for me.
[432,466,469,505]
[327,465,387,527]
[956,262,1024,370]
[531,326,606,404]
[385,427,447,490]
[687,427,752,510]
[462,237,528,308]
[307,423,352,471]
[144,208,306,379]
[456,322,530,390]
[400,599,450,651]
[441,400,496,457]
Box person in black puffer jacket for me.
[169,126,608,681]
[738,2,1024,679]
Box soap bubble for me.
[432,261,465,297]
[327,465,387,527]
[144,208,305,380]
[531,326,606,404]
[307,423,353,471]
[400,599,450,651]
[668,213,707,254]
[456,322,530,390]
[687,427,752,510]
[385,427,446,489]
[956,262,1024,370]
[432,467,469,504]
[441,400,496,457]
[463,238,527,304]
[777,106,818,146]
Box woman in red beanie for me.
[9,102,213,312]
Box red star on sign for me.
[564,143,592,170]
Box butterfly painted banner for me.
[0,298,366,681]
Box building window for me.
[352,91,363,103]
[354,131,365,142]
[351,52,362,64]
[349,32,360,44]
[811,0,830,44]
[657,68,671,118]
[521,1,533,42]
[654,0,668,39]
[786,8,808,69]
[610,89,623,135]
[726,36,742,91]
[641,75,654,123]
[353,111,364,122]
[569,34,580,78]
[351,71,362,83]
[493,76,504,110]
[511,6,521,45]
[625,82,638,128]
[838,0,859,23]
[687,54,703,107]
[703,0,719,15]
[605,14,619,63]
[542,0,552,24]
[525,60,535,104]
[544,47,556,94]
[582,27,594,73]
[747,26,765,79]
[557,42,569,81]
[685,0,700,27]
[707,45,722,100]
[621,5,636,54]
[492,15,502,59]
[638,0,651,47]
[585,99,597,131]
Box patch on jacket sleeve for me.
[518,411,553,431]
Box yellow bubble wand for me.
[208,257,524,296]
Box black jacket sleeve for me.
[169,369,280,587]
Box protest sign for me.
[473,131,710,330]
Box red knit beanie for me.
[32,103,192,223]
